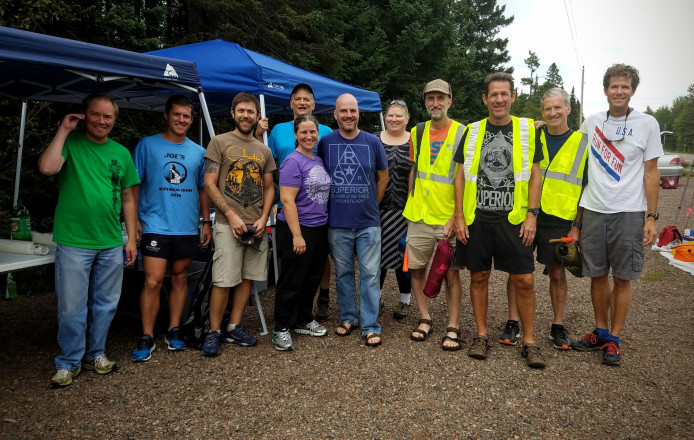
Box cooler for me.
[661,177,679,189]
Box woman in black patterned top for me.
[376,100,413,320]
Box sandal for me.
[335,322,357,337]
[364,332,382,347]
[410,318,433,342]
[441,327,463,351]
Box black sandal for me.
[335,322,357,337]
[364,333,382,347]
[410,318,433,342]
[441,327,463,351]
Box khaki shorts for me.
[212,223,268,287]
[405,220,460,270]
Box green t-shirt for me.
[53,132,140,249]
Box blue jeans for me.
[54,244,123,370]
[328,227,382,335]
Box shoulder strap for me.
[410,122,427,196]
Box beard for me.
[234,117,255,135]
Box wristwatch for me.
[527,208,539,216]
[571,221,582,230]
[202,220,213,226]
[646,212,659,220]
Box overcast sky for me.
[496,0,693,119]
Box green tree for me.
[674,84,694,153]
[567,86,582,130]
[521,50,539,96]
[543,62,564,89]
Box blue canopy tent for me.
[0,26,216,207]
[147,40,383,118]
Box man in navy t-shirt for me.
[317,94,388,347]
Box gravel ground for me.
[1,183,694,439]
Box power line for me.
[564,0,583,66]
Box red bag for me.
[423,240,454,298]
[657,225,683,247]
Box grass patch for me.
[642,271,667,281]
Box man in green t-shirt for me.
[39,93,140,388]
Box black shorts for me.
[458,220,535,274]
[535,225,572,266]
[140,233,200,261]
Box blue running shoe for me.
[165,327,186,351]
[601,342,622,366]
[222,325,258,347]
[132,334,156,362]
[572,330,605,351]
[202,330,221,357]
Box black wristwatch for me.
[527,208,539,216]
[571,221,582,230]
[646,212,659,220]
[202,220,213,226]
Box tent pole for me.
[13,101,28,206]
[259,94,268,145]
[379,111,385,131]
[197,90,215,138]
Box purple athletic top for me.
[277,150,331,227]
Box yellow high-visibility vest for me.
[403,120,466,225]
[461,116,535,226]
[538,130,588,220]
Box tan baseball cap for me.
[422,79,452,98]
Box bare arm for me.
[198,187,211,245]
[203,158,247,238]
[520,162,542,246]
[453,165,468,243]
[375,168,389,204]
[131,184,142,241]
[38,113,84,175]
[121,186,138,265]
[642,158,660,246]
[280,185,305,254]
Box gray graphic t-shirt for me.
[476,122,515,222]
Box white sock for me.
[400,293,411,304]
[227,323,238,331]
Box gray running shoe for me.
[82,355,117,374]
[50,368,81,388]
[293,320,327,337]
[272,329,294,351]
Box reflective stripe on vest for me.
[402,120,465,224]
[541,133,588,186]
[461,116,534,226]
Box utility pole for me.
[579,66,585,127]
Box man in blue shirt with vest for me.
[317,93,388,347]
[453,73,546,368]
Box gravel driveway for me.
[1,183,693,439]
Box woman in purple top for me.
[272,114,332,351]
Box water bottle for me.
[11,199,32,241]
[6,274,17,300]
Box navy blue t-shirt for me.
[317,130,388,228]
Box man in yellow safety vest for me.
[453,73,546,368]
[403,79,466,351]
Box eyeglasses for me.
[389,99,408,109]
[600,108,631,143]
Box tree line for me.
[646,84,694,153]
[0,0,590,234]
